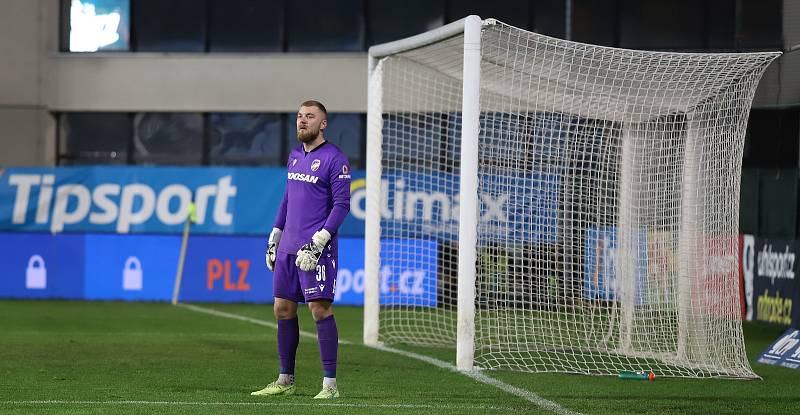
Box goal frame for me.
[364,15,483,372]
[364,15,780,376]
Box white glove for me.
[295,229,331,271]
[265,228,282,272]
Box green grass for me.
[1,300,799,414]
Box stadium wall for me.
[2,0,799,167]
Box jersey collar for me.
[303,140,328,156]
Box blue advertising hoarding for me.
[335,238,438,306]
[0,232,85,299]
[178,235,274,303]
[0,231,436,306]
[583,227,649,304]
[84,233,182,301]
[757,328,800,370]
[752,238,797,326]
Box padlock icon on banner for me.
[26,255,47,289]
[123,256,143,291]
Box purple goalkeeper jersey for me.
[273,141,351,257]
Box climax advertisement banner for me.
[376,171,560,243]
[751,237,797,326]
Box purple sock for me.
[315,315,338,378]
[277,317,299,374]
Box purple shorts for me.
[272,252,337,303]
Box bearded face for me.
[296,124,321,143]
[296,105,326,144]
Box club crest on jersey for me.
[311,159,321,171]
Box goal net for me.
[365,16,780,378]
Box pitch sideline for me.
[176,303,582,415]
[1,400,528,411]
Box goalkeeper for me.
[252,100,350,400]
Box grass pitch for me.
[1,300,799,414]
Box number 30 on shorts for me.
[316,265,326,281]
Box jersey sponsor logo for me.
[342,165,349,174]
[304,287,318,295]
[338,174,351,179]
[311,159,321,172]
[287,172,319,184]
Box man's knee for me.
[274,300,297,320]
[308,300,333,321]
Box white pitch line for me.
[370,345,584,415]
[177,303,582,415]
[174,302,351,345]
[1,400,517,411]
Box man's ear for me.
[320,119,327,131]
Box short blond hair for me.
[300,100,327,118]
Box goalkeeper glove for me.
[295,229,331,272]
[265,228,282,272]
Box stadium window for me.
[286,0,365,52]
[208,0,284,52]
[742,108,800,168]
[619,0,704,50]
[133,0,207,52]
[57,112,132,165]
[209,113,283,166]
[132,113,204,165]
[572,0,617,47]
[64,0,130,52]
[446,0,529,31]
[736,0,782,50]
[285,113,365,170]
[706,0,736,50]
[532,0,566,39]
[367,0,444,46]
[381,113,448,173]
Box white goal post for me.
[364,15,780,379]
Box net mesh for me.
[369,20,779,378]
[375,34,465,346]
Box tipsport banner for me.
[0,166,365,236]
[750,237,798,327]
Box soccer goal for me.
[364,15,780,379]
